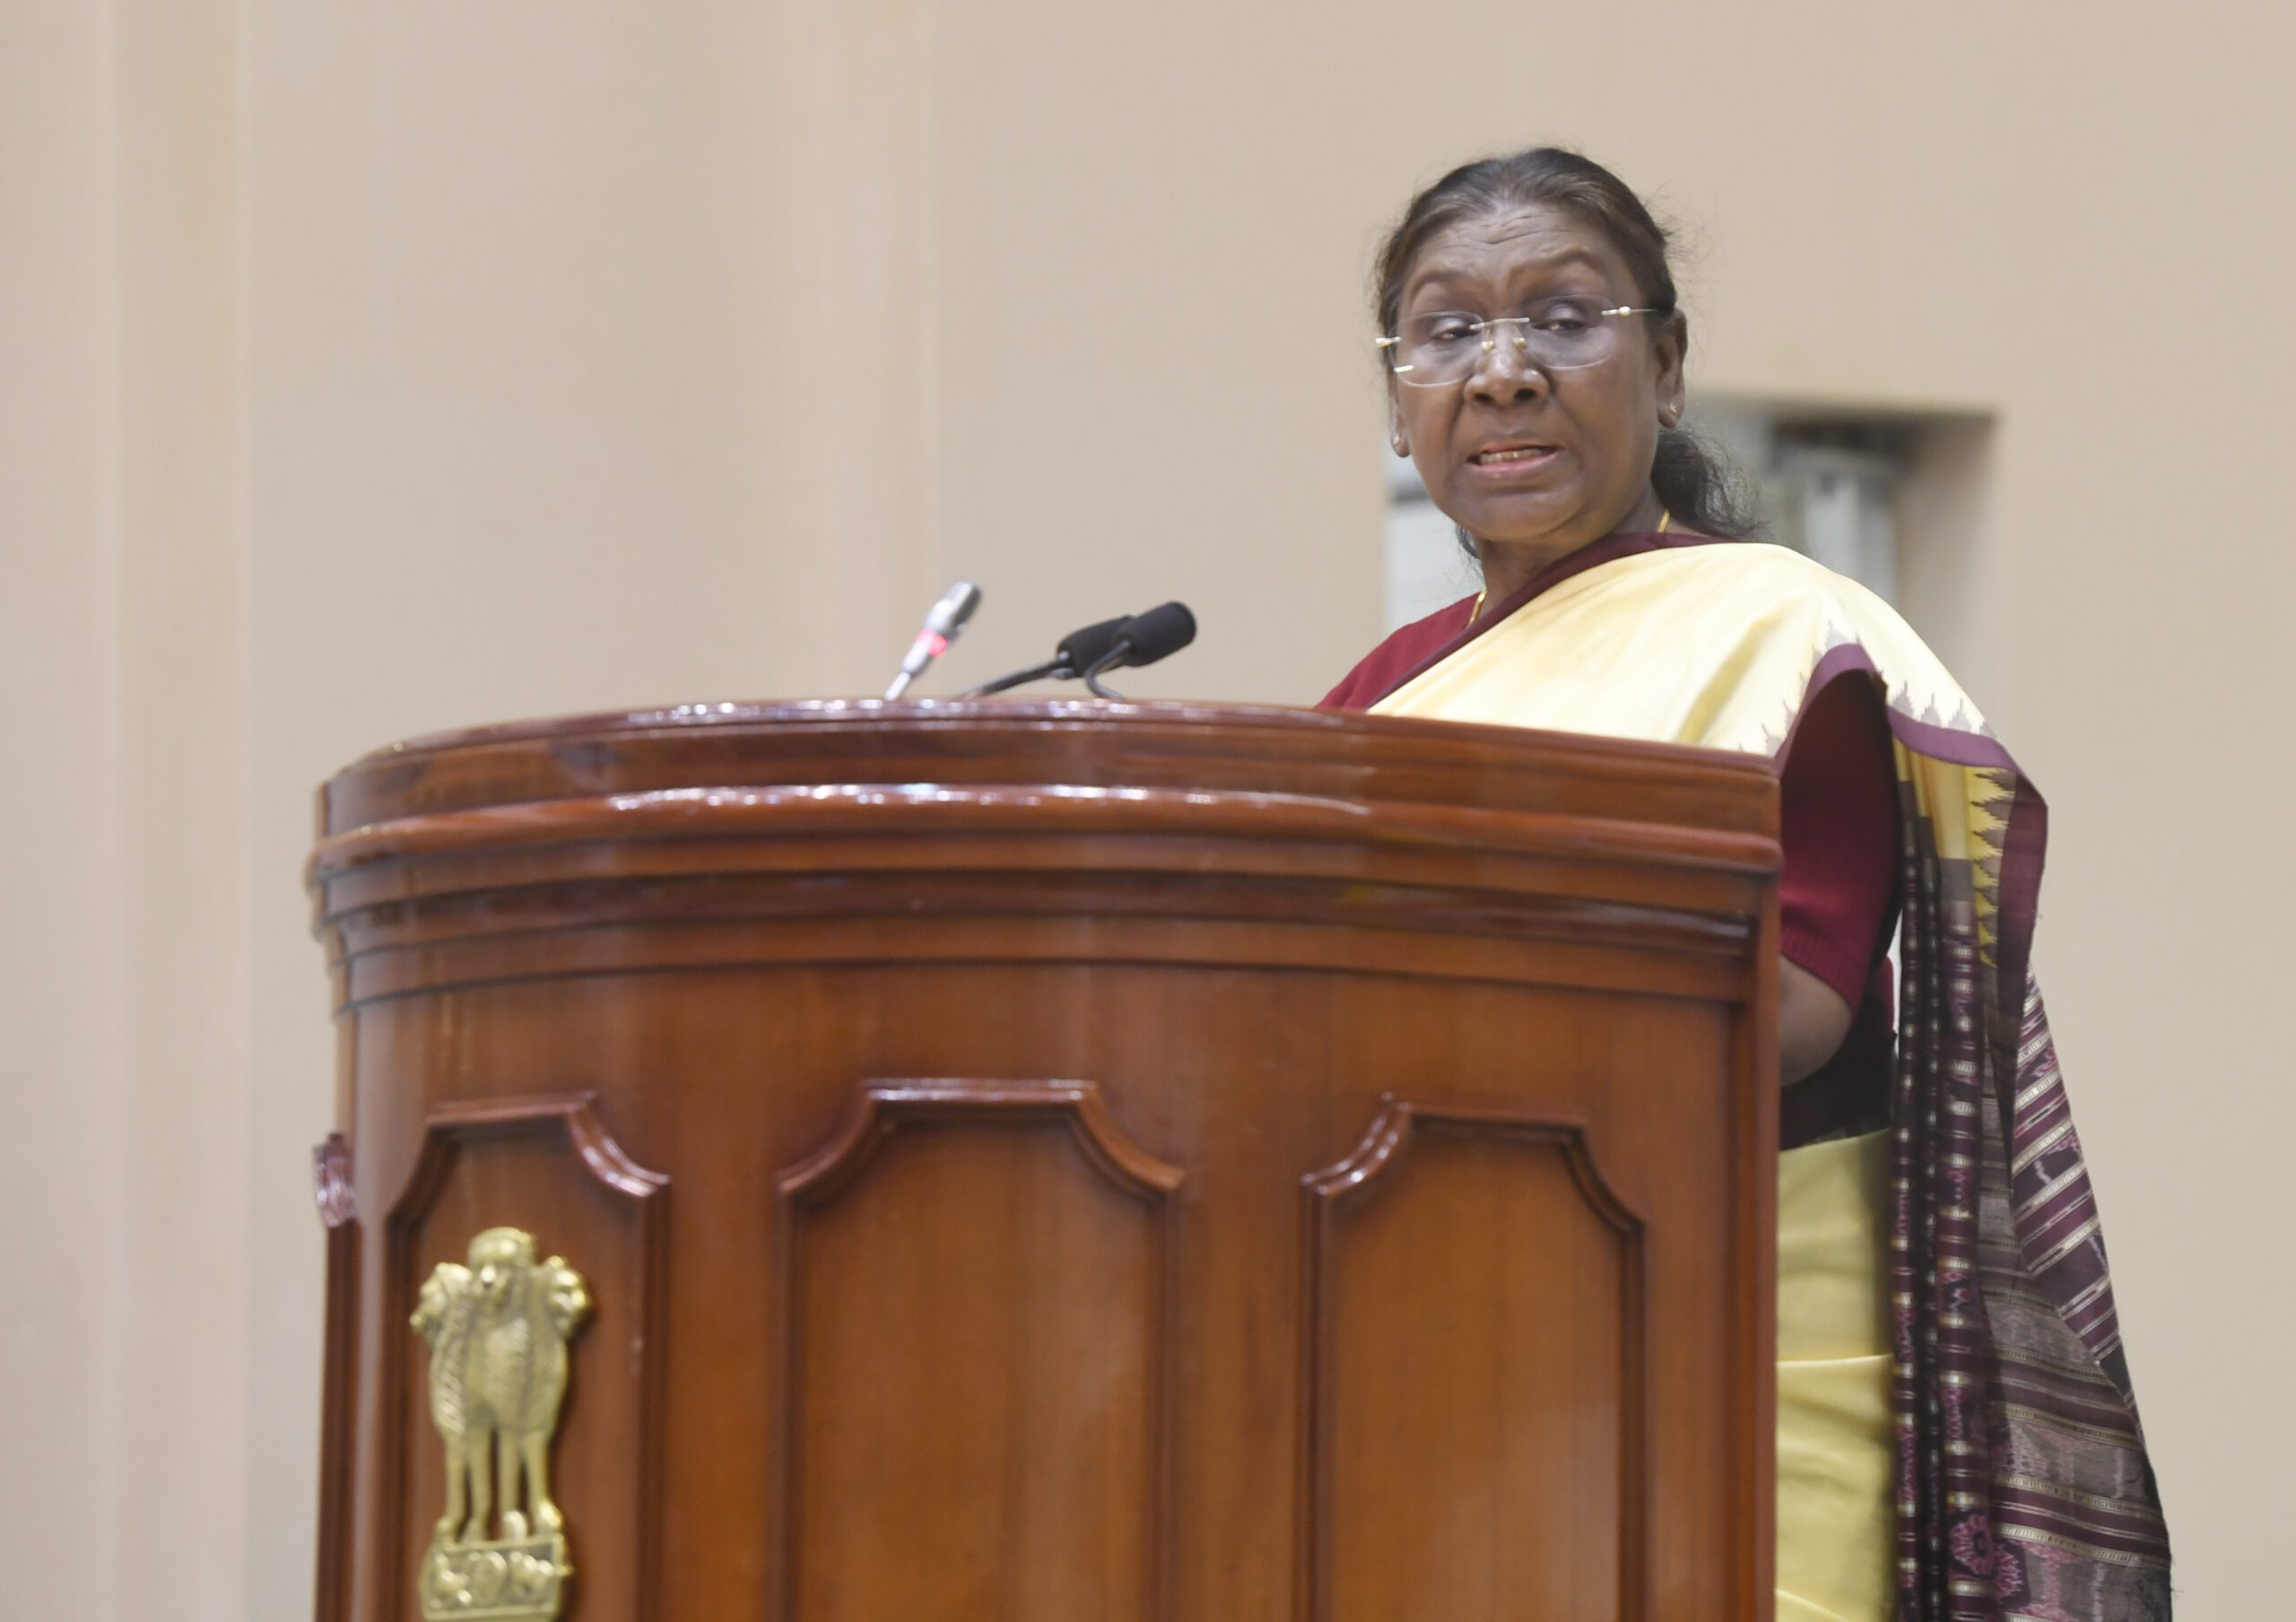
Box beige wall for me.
[1,4,127,1610]
[4,1,2287,1615]
[2,1,248,1613]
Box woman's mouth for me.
[1467,443,1562,475]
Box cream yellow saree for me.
[1371,541,2170,1622]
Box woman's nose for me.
[1467,325,1544,403]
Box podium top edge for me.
[342,697,1775,780]
[312,698,1785,884]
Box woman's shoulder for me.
[1626,538,1912,633]
[1319,594,1477,710]
[1648,539,1995,749]
[1657,536,1867,591]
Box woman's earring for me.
[1391,435,1408,455]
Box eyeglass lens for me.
[1389,297,1632,386]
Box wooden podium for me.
[307,700,1779,1622]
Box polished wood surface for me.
[308,698,1779,1622]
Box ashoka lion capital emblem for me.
[411,1227,591,1620]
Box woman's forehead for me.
[1403,205,1628,303]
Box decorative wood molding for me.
[311,1134,358,1622]
[375,1096,669,1622]
[308,702,1779,1014]
[778,1080,1184,1206]
[319,698,1779,838]
[772,1080,1183,1622]
[310,782,1777,886]
[1296,1098,1652,1622]
[326,894,1758,1015]
[389,1091,671,1210]
[1301,1097,1645,1231]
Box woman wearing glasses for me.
[1324,149,2169,1622]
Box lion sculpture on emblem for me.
[411,1227,591,1620]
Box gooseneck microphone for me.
[1081,601,1197,699]
[963,602,1197,698]
[883,581,983,699]
[963,615,1129,697]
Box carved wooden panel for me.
[774,1082,1182,1622]
[311,1134,358,1622]
[375,1095,668,1622]
[1300,1100,1649,1622]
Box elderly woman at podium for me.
[1323,149,2169,1622]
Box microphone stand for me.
[961,616,1132,698]
[963,658,1068,698]
[1081,641,1136,700]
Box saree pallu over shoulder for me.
[1371,543,2171,1622]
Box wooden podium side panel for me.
[774,1084,1181,1622]
[374,1097,668,1622]
[1303,1105,1647,1622]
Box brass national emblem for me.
[411,1227,592,1620]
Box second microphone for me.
[967,602,1197,698]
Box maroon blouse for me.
[1319,534,1900,1142]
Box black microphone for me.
[962,613,1131,697]
[1082,601,1196,698]
[1056,616,1133,675]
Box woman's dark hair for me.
[1373,146,1759,541]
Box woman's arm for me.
[1779,958,1856,1086]
[1776,674,1899,1089]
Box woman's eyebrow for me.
[1399,270,1510,312]
[1402,270,1473,301]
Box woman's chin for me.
[1457,491,1654,554]
[1458,503,1583,551]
